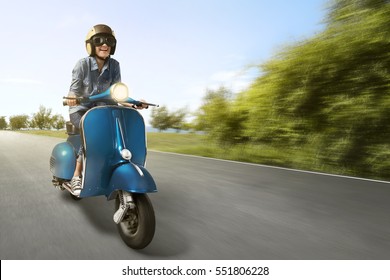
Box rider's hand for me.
[137,99,149,109]
[121,99,149,109]
[66,93,78,106]
[67,99,77,106]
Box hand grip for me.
[62,97,81,106]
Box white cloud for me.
[208,66,260,93]
[178,66,260,114]
[210,70,238,82]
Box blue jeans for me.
[70,111,86,158]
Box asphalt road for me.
[1,131,390,260]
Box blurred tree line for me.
[150,105,189,132]
[187,0,390,180]
[0,116,7,130]
[1,106,66,130]
[241,0,390,178]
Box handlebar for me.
[134,101,160,108]
[62,83,158,108]
[62,96,159,108]
[62,97,84,106]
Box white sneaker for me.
[70,176,82,196]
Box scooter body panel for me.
[50,140,78,180]
[79,106,150,198]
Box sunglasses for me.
[91,36,116,47]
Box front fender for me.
[108,163,157,199]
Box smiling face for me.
[95,45,111,60]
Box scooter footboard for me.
[108,163,157,199]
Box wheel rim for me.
[120,208,139,236]
[116,194,156,249]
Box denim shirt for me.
[68,56,121,114]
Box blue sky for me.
[0,0,328,125]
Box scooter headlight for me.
[120,149,132,160]
[110,82,129,102]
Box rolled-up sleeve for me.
[69,59,85,97]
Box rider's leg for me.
[69,111,85,195]
[70,155,83,195]
[73,160,83,177]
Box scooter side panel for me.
[50,142,76,180]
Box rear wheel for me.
[115,193,155,249]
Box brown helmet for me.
[85,24,117,56]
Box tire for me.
[115,193,155,249]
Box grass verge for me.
[18,130,388,181]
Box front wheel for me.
[115,193,155,249]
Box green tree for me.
[9,115,29,130]
[150,105,172,132]
[30,105,53,130]
[170,107,188,132]
[194,87,247,145]
[239,0,390,178]
[51,114,66,130]
[0,116,7,130]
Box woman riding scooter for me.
[66,24,147,195]
[51,24,158,249]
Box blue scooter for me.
[50,83,158,249]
